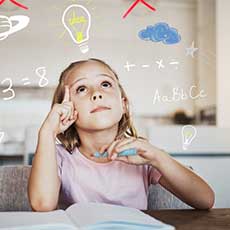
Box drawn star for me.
[186,41,198,58]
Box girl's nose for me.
[91,91,103,101]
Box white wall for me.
[216,0,230,127]
[196,0,216,111]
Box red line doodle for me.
[0,0,28,10]
[122,0,156,19]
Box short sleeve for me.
[148,165,162,185]
[56,144,63,179]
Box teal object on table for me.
[94,148,137,158]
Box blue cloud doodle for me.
[138,22,181,45]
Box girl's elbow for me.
[30,199,58,212]
[198,189,215,210]
[206,189,215,209]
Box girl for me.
[28,58,215,211]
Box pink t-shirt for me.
[56,144,162,210]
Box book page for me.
[65,202,174,229]
[0,210,78,230]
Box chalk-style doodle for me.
[21,77,31,86]
[0,15,30,41]
[182,125,197,150]
[124,59,180,71]
[1,67,48,101]
[156,59,165,69]
[122,0,156,19]
[169,61,179,70]
[35,67,48,87]
[186,41,198,58]
[62,4,91,53]
[124,61,136,72]
[141,64,150,68]
[0,131,4,143]
[138,23,181,45]
[153,85,207,104]
[0,0,28,10]
[1,78,15,100]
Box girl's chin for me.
[79,120,118,130]
[90,121,116,129]
[76,115,122,130]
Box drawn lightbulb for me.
[62,4,91,54]
[182,125,197,150]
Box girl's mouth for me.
[90,106,111,113]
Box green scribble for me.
[76,32,83,42]
[185,131,193,137]
[69,10,87,26]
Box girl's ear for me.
[122,97,127,114]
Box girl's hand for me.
[41,86,78,136]
[92,137,161,166]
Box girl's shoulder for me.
[56,144,65,161]
[55,143,73,160]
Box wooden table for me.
[143,209,230,230]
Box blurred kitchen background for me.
[0,0,230,207]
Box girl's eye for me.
[101,81,112,88]
[76,86,86,93]
[76,81,112,94]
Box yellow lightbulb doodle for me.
[182,125,197,150]
[62,4,91,53]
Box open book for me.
[0,202,175,230]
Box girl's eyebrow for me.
[69,73,116,88]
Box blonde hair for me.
[52,58,139,153]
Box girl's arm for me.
[153,150,215,209]
[106,138,215,210]
[28,127,61,211]
[28,86,78,212]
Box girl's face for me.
[66,61,126,131]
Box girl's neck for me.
[77,124,120,160]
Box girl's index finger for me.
[62,86,70,103]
